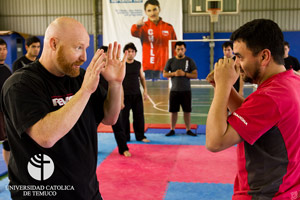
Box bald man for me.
[0,17,127,200]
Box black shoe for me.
[165,130,175,136]
[186,130,197,136]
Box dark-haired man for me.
[206,19,300,199]
[0,38,12,165]
[121,42,150,142]
[99,45,131,157]
[131,0,177,79]
[283,41,300,72]
[12,36,41,72]
[163,41,198,136]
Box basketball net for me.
[208,8,221,23]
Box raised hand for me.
[101,42,128,85]
[137,17,145,27]
[81,49,106,94]
[206,70,215,87]
[214,58,240,87]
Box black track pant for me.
[121,94,146,141]
[112,112,129,154]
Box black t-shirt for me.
[0,64,12,140]
[12,55,34,72]
[0,64,12,90]
[1,60,106,200]
[284,55,300,71]
[123,60,141,95]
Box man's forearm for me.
[163,71,174,78]
[27,89,92,148]
[140,77,148,93]
[102,82,122,125]
[206,85,231,150]
[228,87,245,112]
[186,71,198,79]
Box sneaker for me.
[186,130,197,136]
[165,130,175,136]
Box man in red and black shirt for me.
[131,0,177,79]
[206,19,300,199]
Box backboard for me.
[189,0,239,16]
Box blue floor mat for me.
[97,133,206,165]
[146,128,196,134]
[0,144,7,177]
[196,125,206,134]
[164,182,233,200]
[0,177,10,200]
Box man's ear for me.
[49,38,58,51]
[261,49,271,67]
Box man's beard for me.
[57,46,83,77]
[0,56,6,63]
[241,66,260,84]
[177,54,184,59]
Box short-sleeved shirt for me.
[12,55,34,72]
[284,55,300,71]
[164,56,197,91]
[1,60,106,200]
[228,70,300,199]
[0,64,12,140]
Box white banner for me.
[103,0,182,78]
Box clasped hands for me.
[206,58,240,88]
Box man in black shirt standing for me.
[283,41,300,72]
[1,17,127,200]
[12,36,41,72]
[0,38,12,166]
[121,43,150,143]
[163,41,198,136]
[99,45,131,157]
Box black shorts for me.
[169,91,192,113]
[2,140,10,151]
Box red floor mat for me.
[97,144,236,200]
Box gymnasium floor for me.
[0,80,255,200]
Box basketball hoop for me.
[208,8,221,23]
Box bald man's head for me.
[40,17,90,77]
[44,17,89,46]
